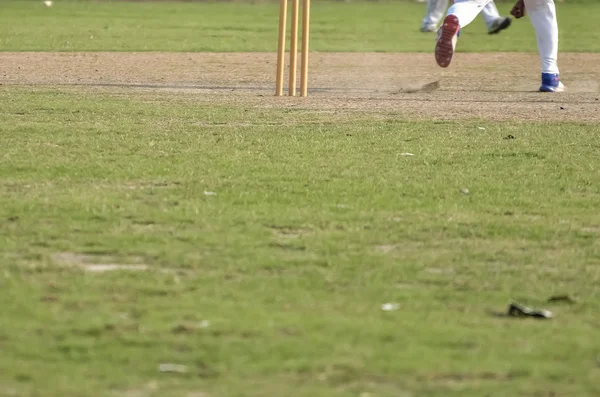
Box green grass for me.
[1,87,600,397]
[2,1,600,396]
[0,0,599,52]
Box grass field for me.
[1,1,600,397]
[1,0,600,52]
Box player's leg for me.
[482,1,512,34]
[421,0,449,32]
[523,0,563,91]
[448,0,492,29]
[435,0,492,67]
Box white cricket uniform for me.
[422,0,503,31]
[447,0,559,74]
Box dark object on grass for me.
[508,303,553,319]
[547,295,576,304]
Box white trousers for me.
[448,0,559,74]
[422,0,501,30]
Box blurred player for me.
[421,0,512,35]
[434,0,563,92]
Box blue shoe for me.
[540,73,565,92]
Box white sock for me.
[447,0,493,29]
[524,0,559,74]
[481,1,501,29]
[423,0,449,28]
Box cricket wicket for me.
[276,0,310,97]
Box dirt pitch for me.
[1,52,599,122]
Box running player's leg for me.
[482,1,512,34]
[481,1,500,26]
[435,0,492,67]
[421,0,449,32]
[448,0,492,29]
[524,0,562,91]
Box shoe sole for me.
[488,17,512,35]
[435,15,459,68]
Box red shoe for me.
[435,15,460,68]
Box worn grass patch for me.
[1,86,599,396]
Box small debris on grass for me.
[203,191,217,196]
[503,134,516,140]
[460,187,470,195]
[507,303,553,319]
[381,303,400,311]
[159,363,188,373]
[172,320,210,334]
[172,324,195,334]
[198,320,211,328]
[85,264,148,273]
[399,152,414,156]
[477,126,486,131]
[43,1,53,7]
[547,295,577,304]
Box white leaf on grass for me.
[204,191,217,196]
[477,127,486,130]
[399,153,414,156]
[85,264,148,273]
[159,364,188,373]
[460,188,470,195]
[198,320,211,328]
[381,303,400,311]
